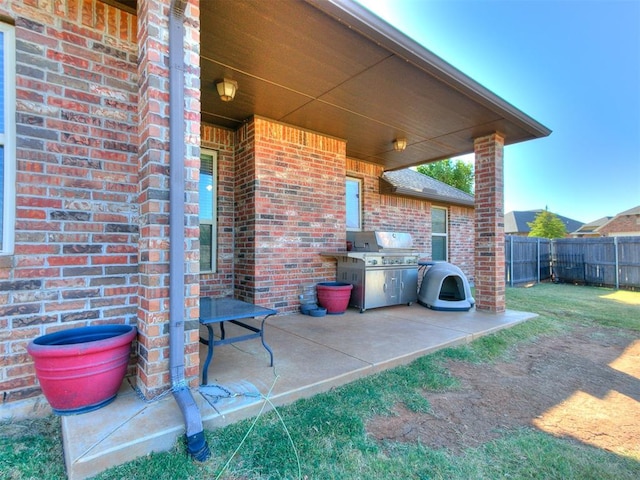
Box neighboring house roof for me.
[504,210,584,235]
[380,169,475,207]
[573,205,640,236]
[572,216,612,235]
[615,205,640,216]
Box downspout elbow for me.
[174,387,211,461]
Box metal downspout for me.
[168,0,210,462]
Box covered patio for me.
[1,0,552,478]
[61,305,535,479]
[131,0,551,408]
[70,3,547,477]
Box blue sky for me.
[355,0,640,224]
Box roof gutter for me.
[168,0,210,462]
[307,0,551,140]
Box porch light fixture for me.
[393,138,407,152]
[216,78,238,102]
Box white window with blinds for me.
[432,206,448,261]
[199,150,217,272]
[0,23,16,256]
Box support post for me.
[474,133,506,313]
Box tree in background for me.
[416,159,474,194]
[527,210,567,238]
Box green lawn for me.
[2,284,639,479]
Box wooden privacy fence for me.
[505,236,552,285]
[505,236,640,290]
[553,237,640,289]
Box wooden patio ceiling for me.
[109,0,551,171]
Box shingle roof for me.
[572,216,612,234]
[572,205,640,235]
[504,210,584,235]
[381,169,474,207]
[616,205,640,216]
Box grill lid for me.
[351,231,414,252]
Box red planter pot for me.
[27,325,137,415]
[316,282,353,314]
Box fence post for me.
[614,236,619,290]
[537,238,541,284]
[551,239,556,283]
[509,235,514,287]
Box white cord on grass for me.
[214,373,302,480]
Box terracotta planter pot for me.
[27,325,136,415]
[316,282,353,314]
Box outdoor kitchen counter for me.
[199,297,276,385]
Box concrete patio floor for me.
[61,304,536,480]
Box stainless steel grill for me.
[322,231,420,312]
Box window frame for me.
[345,176,362,231]
[431,206,448,262]
[0,23,16,256]
[199,149,217,273]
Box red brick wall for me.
[1,0,138,405]
[233,118,258,301]
[234,117,347,313]
[599,213,640,236]
[449,205,475,282]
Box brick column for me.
[234,118,346,312]
[474,133,505,313]
[136,0,201,398]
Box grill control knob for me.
[370,259,377,265]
